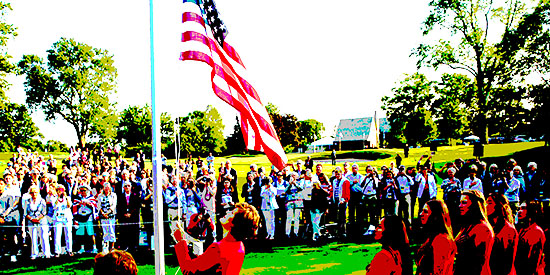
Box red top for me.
[515,223,545,275]
[175,234,245,275]
[366,248,402,275]
[490,221,518,275]
[417,234,456,275]
[455,221,494,275]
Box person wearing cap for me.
[73,184,98,254]
[395,165,413,227]
[53,184,73,256]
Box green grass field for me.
[0,142,547,274]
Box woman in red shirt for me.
[416,199,456,275]
[515,201,545,275]
[487,193,518,275]
[174,202,260,275]
[366,216,412,275]
[454,190,494,275]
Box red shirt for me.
[175,234,245,275]
[366,248,402,275]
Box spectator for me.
[310,181,329,241]
[440,167,462,230]
[361,165,380,231]
[463,164,484,194]
[0,178,18,262]
[184,207,215,256]
[25,185,51,259]
[416,165,437,216]
[332,167,350,238]
[347,163,363,237]
[524,162,543,201]
[53,185,73,256]
[73,185,98,254]
[260,177,278,240]
[98,183,117,254]
[285,172,303,239]
[116,182,140,252]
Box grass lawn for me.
[0,142,547,274]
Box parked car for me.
[514,135,528,142]
[488,137,505,144]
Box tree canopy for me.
[414,0,545,143]
[178,105,226,156]
[18,37,118,148]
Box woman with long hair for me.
[487,193,518,275]
[416,199,456,275]
[455,190,494,275]
[366,216,412,275]
[515,201,546,275]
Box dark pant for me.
[337,202,347,236]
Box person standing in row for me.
[455,190,494,275]
[486,193,518,275]
[417,199,456,275]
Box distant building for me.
[333,117,390,150]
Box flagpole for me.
[149,0,165,274]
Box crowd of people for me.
[0,145,549,275]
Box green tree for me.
[414,0,543,143]
[179,105,225,155]
[18,37,117,148]
[404,108,438,146]
[266,103,299,152]
[297,119,325,148]
[225,116,246,155]
[116,104,173,148]
[0,102,42,150]
[0,2,16,101]
[382,73,436,146]
[433,73,474,141]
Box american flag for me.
[180,0,288,170]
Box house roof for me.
[335,117,390,142]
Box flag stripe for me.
[181,31,276,139]
[180,2,287,169]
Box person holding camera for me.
[183,207,215,256]
[361,166,379,232]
